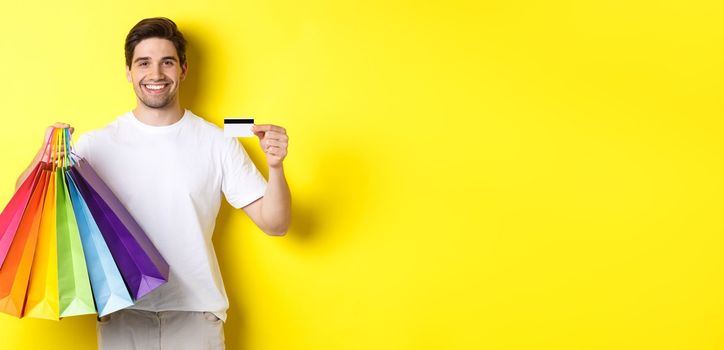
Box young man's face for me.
[126,37,187,109]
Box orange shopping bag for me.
[0,131,57,317]
[0,166,50,316]
[24,165,59,319]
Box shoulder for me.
[184,110,227,139]
[74,112,128,159]
[182,111,248,161]
[184,110,242,154]
[78,112,129,141]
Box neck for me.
[132,100,185,126]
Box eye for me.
[164,60,174,66]
[138,61,148,67]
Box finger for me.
[266,146,287,156]
[263,131,289,141]
[268,149,287,157]
[252,124,286,134]
[265,147,281,156]
[264,139,287,149]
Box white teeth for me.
[145,84,166,90]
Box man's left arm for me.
[242,124,291,236]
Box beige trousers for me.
[96,309,225,350]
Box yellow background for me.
[1,0,723,349]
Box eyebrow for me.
[133,56,179,63]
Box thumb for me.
[251,126,265,138]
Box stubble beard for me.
[137,82,177,109]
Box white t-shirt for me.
[75,109,267,322]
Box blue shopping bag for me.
[67,174,133,316]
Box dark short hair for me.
[125,17,187,68]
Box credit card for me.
[224,118,255,137]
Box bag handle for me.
[39,127,58,166]
[39,127,76,169]
[55,127,79,166]
[64,127,77,166]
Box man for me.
[15,17,291,349]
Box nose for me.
[149,63,164,80]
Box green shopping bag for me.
[56,146,95,317]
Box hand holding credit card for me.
[224,118,254,137]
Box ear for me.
[180,61,188,81]
[126,65,132,82]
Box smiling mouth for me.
[142,83,170,94]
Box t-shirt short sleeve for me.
[221,137,267,209]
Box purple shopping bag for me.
[68,158,168,300]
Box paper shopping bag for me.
[23,165,59,320]
[69,161,169,300]
[56,168,95,317]
[0,167,50,317]
[0,163,42,268]
[0,131,57,268]
[67,173,133,316]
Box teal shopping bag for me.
[67,173,133,316]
